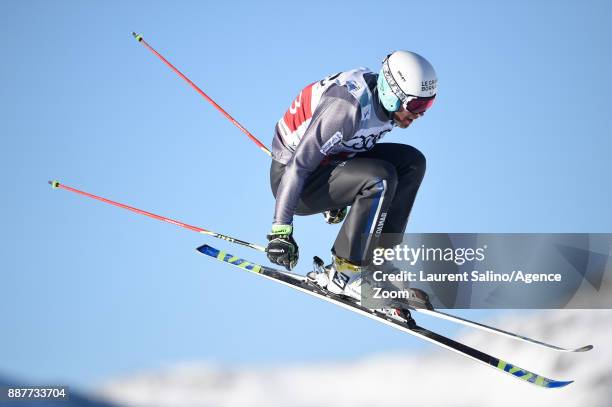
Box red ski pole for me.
[49,180,266,252]
[132,32,272,158]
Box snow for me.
[95,309,612,407]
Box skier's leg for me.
[296,158,399,298]
[351,144,427,310]
[357,143,426,248]
[270,158,398,265]
[327,159,398,265]
[271,158,419,310]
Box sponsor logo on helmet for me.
[421,79,437,92]
[397,70,407,82]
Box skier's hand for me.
[266,224,299,270]
[323,207,347,224]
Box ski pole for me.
[131,32,272,158]
[49,180,266,252]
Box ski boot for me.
[307,256,417,328]
[386,287,433,311]
[379,307,417,328]
[307,255,362,301]
[306,256,330,288]
[377,262,434,311]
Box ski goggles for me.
[403,95,436,114]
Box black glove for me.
[266,224,299,270]
[323,207,347,224]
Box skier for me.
[265,50,436,306]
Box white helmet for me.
[377,50,437,113]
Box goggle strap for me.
[382,56,436,110]
[382,57,410,106]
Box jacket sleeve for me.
[273,85,361,225]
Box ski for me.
[412,308,593,353]
[196,244,574,388]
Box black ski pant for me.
[270,143,426,266]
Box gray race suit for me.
[270,68,426,265]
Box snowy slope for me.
[96,309,612,407]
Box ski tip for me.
[547,379,574,389]
[196,244,213,255]
[49,180,60,189]
[573,344,594,352]
[132,32,143,42]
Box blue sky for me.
[2,0,611,390]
